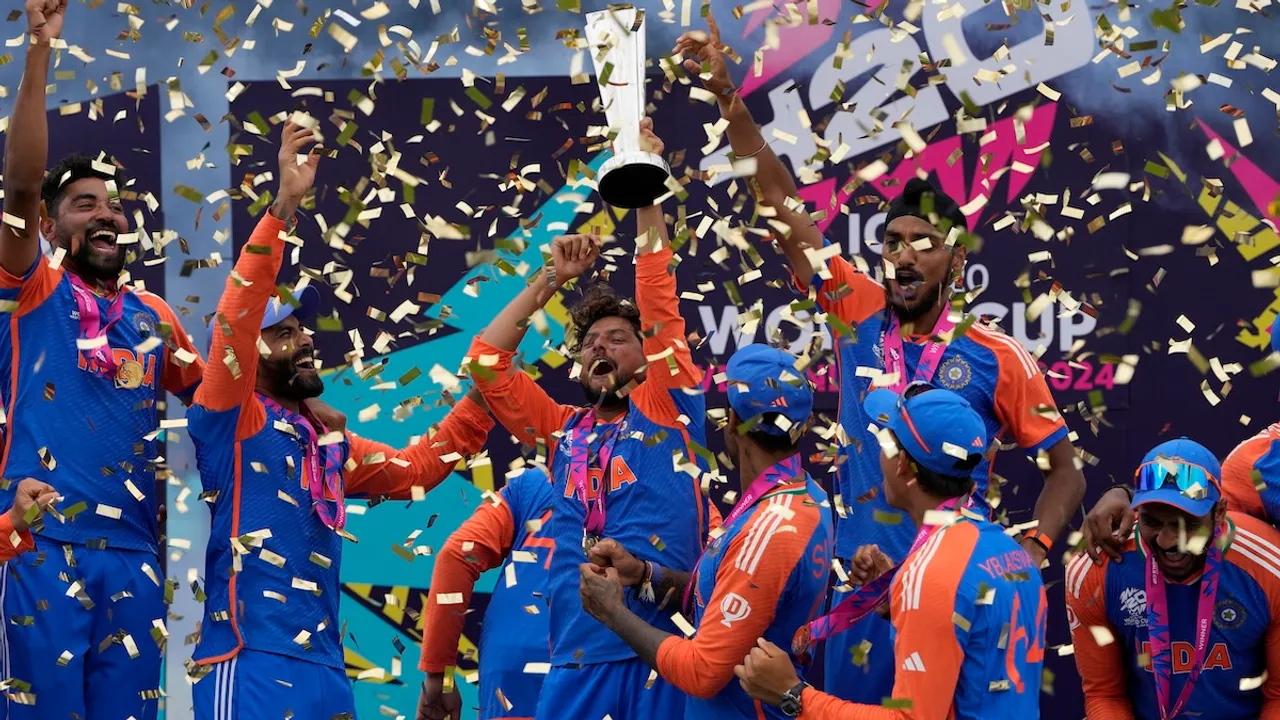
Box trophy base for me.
[598,151,672,209]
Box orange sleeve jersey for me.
[419,468,555,719]
[798,519,1046,720]
[656,476,832,717]
[1222,423,1280,522]
[1065,512,1280,720]
[0,512,35,560]
[466,336,579,452]
[344,395,493,500]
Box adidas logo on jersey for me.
[901,652,926,672]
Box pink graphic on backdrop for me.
[798,103,1059,233]
[1196,119,1280,229]
[737,0,841,98]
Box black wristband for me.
[1107,482,1134,501]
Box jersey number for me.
[1004,587,1047,694]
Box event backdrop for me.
[0,1,1276,718]
[220,6,1280,715]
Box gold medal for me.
[115,359,144,390]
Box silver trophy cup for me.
[585,7,671,209]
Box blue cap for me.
[863,386,987,477]
[725,344,813,437]
[1132,438,1222,517]
[205,285,321,355]
[1272,320,1280,354]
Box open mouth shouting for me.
[293,348,318,375]
[86,226,119,256]
[587,356,616,383]
[893,267,924,301]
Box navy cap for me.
[863,386,987,477]
[205,285,321,355]
[1132,438,1222,518]
[725,344,813,437]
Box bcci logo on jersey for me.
[938,357,972,390]
[1120,587,1147,628]
[1215,598,1246,631]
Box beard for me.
[260,354,325,402]
[580,374,632,413]
[58,223,126,284]
[885,280,944,323]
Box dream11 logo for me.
[695,0,1100,363]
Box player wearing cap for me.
[734,384,1046,719]
[1066,438,1280,719]
[187,120,494,719]
[1082,326,1280,560]
[0,3,206,718]
[675,12,1084,702]
[577,344,831,719]
[463,119,712,720]
[416,466,556,720]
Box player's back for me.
[892,517,1045,719]
[479,469,556,718]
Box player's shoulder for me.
[1226,425,1280,466]
[1226,512,1280,589]
[1064,540,1137,601]
[127,286,178,316]
[960,321,1040,380]
[505,466,556,512]
[906,520,981,580]
[728,486,817,561]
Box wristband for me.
[1020,529,1053,554]
[1107,482,1135,501]
[639,561,663,604]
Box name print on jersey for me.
[562,456,638,500]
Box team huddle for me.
[3,2,1280,719]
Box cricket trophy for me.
[585,6,671,209]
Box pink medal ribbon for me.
[1143,521,1225,720]
[793,496,969,661]
[261,394,347,530]
[880,308,957,393]
[683,455,804,613]
[68,273,126,378]
[570,410,622,555]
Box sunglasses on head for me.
[1132,459,1219,501]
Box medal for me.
[582,531,600,556]
[115,359,144,389]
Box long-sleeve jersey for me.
[189,212,493,670]
[0,255,204,553]
[798,245,1067,563]
[470,246,712,667]
[0,511,35,559]
[1065,511,1280,720]
[1222,423,1280,522]
[656,474,832,718]
[797,517,1046,719]
[419,467,556,719]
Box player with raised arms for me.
[462,118,712,719]
[0,2,206,717]
[734,384,1047,718]
[674,11,1085,702]
[1067,438,1280,719]
[416,466,556,720]
[186,118,494,718]
[577,343,832,718]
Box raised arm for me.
[194,121,319,414]
[343,390,494,500]
[630,121,700,392]
[1,1,63,278]
[674,12,823,278]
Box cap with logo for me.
[725,344,814,438]
[1131,437,1222,518]
[863,385,987,477]
[204,285,321,355]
